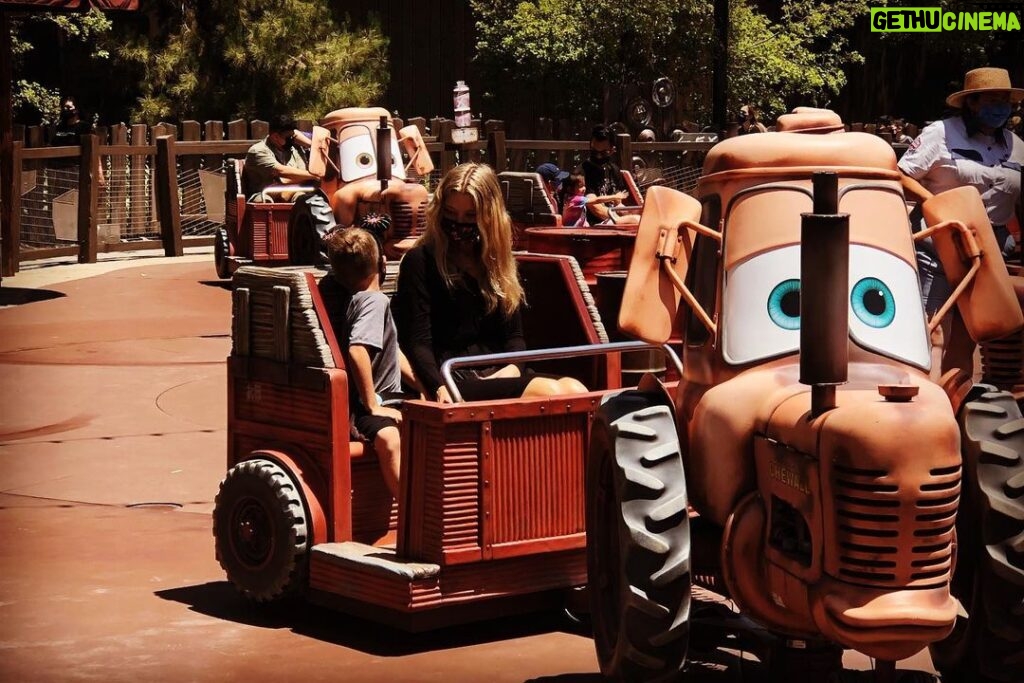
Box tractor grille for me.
[390,200,427,242]
[833,463,959,588]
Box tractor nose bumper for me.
[811,580,957,661]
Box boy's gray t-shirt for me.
[347,290,402,397]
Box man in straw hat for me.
[899,67,1024,372]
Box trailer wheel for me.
[930,387,1024,683]
[213,458,310,602]
[586,390,690,681]
[288,192,336,266]
[214,226,231,279]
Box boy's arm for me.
[348,344,402,422]
[398,350,425,398]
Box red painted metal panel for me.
[488,414,587,552]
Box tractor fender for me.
[245,449,328,546]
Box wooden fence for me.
[0,116,906,276]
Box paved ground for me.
[0,254,937,682]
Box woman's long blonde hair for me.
[420,163,524,317]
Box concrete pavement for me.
[0,256,937,682]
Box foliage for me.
[729,0,872,119]
[112,0,389,123]
[470,0,872,124]
[9,9,113,124]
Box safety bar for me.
[440,341,683,403]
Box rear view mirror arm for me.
[657,220,719,336]
[914,219,983,333]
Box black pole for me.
[712,0,729,135]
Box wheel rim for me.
[230,495,275,570]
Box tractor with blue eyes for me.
[216,107,433,278]
[585,108,1024,682]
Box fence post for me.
[155,135,183,257]
[227,119,248,142]
[129,124,148,239]
[487,129,507,172]
[205,120,225,172]
[109,124,127,239]
[78,133,99,263]
[616,133,632,174]
[180,121,202,221]
[1,141,22,275]
[250,120,268,141]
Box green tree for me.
[470,0,872,126]
[729,0,872,120]
[114,0,389,122]
[10,9,112,123]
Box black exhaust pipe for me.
[800,172,849,417]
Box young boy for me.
[323,228,420,498]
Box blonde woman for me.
[394,163,586,403]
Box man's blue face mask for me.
[977,102,1012,129]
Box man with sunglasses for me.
[242,114,320,201]
[579,124,629,224]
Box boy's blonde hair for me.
[420,163,523,317]
[325,228,379,291]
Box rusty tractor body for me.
[215,107,433,278]
[586,109,1024,681]
[212,251,646,631]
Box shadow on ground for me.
[198,280,232,291]
[158,581,587,658]
[158,583,937,683]
[0,287,66,307]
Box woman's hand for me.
[436,386,453,404]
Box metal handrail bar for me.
[440,341,683,403]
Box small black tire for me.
[213,458,310,602]
[288,192,336,266]
[214,226,231,279]
[929,386,1024,683]
[586,390,691,681]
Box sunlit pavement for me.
[0,256,936,682]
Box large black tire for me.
[929,386,1024,683]
[214,226,231,279]
[288,191,336,266]
[586,390,691,681]
[213,458,310,602]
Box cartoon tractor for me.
[586,108,1024,681]
[216,107,433,278]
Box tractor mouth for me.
[811,581,957,661]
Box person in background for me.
[394,163,588,403]
[559,173,629,228]
[322,228,421,498]
[535,162,570,212]
[737,104,767,135]
[242,114,319,200]
[49,96,105,186]
[898,66,1024,373]
[892,118,914,144]
[579,125,629,224]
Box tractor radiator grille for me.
[390,200,427,242]
[832,463,959,588]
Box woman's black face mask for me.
[440,216,481,243]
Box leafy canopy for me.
[114,0,389,122]
[471,0,871,123]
